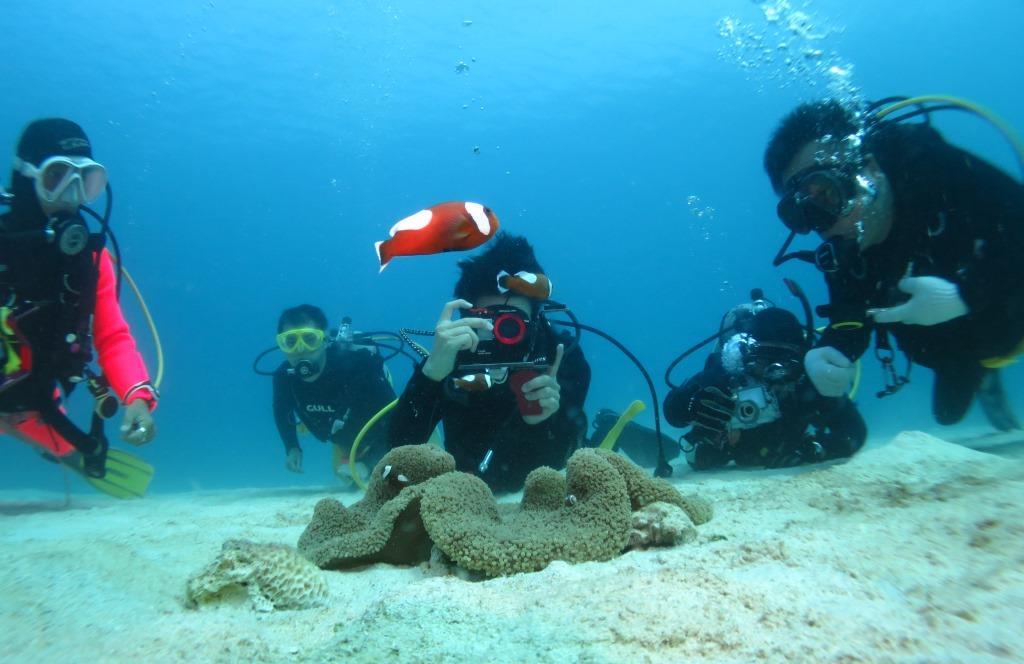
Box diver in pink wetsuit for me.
[0,119,157,478]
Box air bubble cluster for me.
[717,0,859,100]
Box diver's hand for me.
[422,299,494,382]
[120,399,156,446]
[867,276,968,326]
[285,447,303,473]
[522,344,564,425]
[804,346,855,397]
[688,386,735,439]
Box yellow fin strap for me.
[1,307,23,375]
[981,337,1024,369]
[598,400,646,451]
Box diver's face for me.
[780,140,894,249]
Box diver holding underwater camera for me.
[389,233,591,493]
[664,286,866,470]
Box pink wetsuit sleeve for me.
[93,250,156,409]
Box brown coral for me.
[298,445,455,569]
[297,444,711,578]
[596,449,714,525]
[185,539,328,612]
[419,449,631,576]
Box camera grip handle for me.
[509,369,542,416]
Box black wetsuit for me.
[818,123,1024,423]
[388,326,591,493]
[664,354,866,469]
[272,345,396,462]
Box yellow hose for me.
[598,400,646,451]
[873,95,1024,180]
[117,266,165,390]
[348,398,398,490]
[848,360,862,400]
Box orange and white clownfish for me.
[374,201,500,272]
[496,270,553,300]
[452,373,493,392]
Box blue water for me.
[2,0,1022,492]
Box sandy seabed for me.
[1,430,1022,664]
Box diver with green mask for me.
[664,289,867,470]
[765,97,1024,431]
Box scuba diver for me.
[264,304,396,484]
[0,118,158,487]
[765,97,1024,430]
[664,288,866,470]
[388,233,592,493]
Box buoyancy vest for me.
[0,212,103,415]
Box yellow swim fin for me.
[78,448,155,499]
[598,400,647,451]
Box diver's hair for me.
[278,304,328,332]
[763,99,862,194]
[454,232,545,303]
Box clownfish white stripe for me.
[464,202,490,234]
[496,269,511,293]
[515,271,538,284]
[389,209,433,237]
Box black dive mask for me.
[723,333,803,386]
[776,166,860,235]
[743,341,804,384]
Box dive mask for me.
[743,341,804,384]
[776,166,859,235]
[276,327,326,353]
[14,155,107,208]
[721,333,803,384]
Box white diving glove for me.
[804,346,856,397]
[867,276,968,326]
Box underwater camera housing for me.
[731,384,782,430]
[454,306,549,373]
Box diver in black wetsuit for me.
[388,234,591,493]
[271,305,395,481]
[765,99,1024,430]
[664,297,866,470]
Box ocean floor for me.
[1,430,1022,663]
